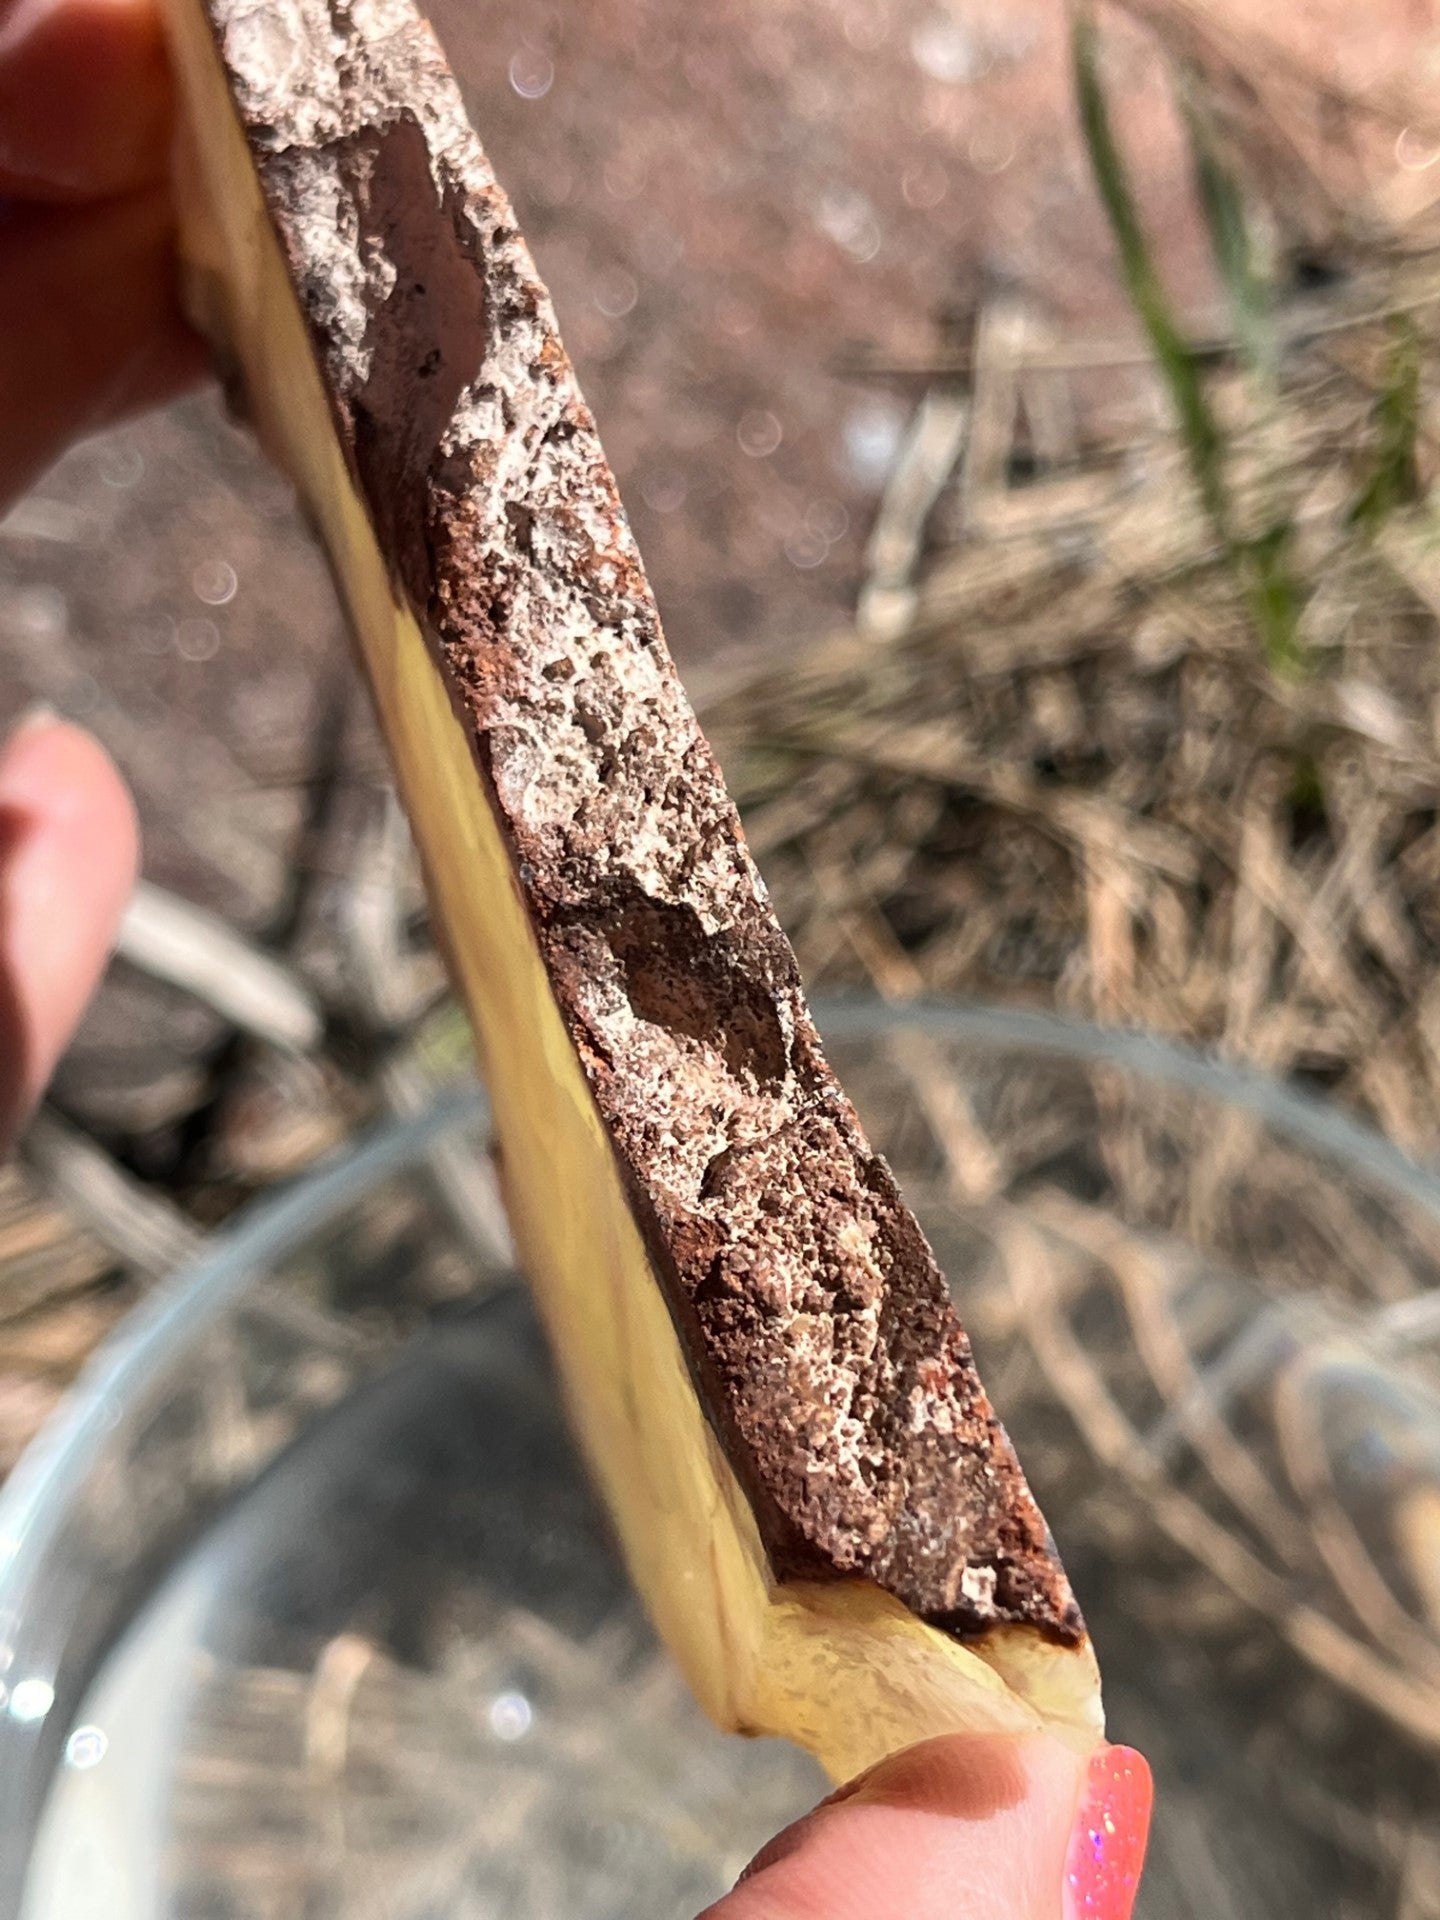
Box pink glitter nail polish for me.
[1064,1745,1153,1920]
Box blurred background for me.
[4,0,1440,1914]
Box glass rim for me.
[0,1087,490,1626]
[5,995,1439,1627]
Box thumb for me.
[701,1735,1151,1920]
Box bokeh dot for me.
[737,410,783,458]
[509,48,554,99]
[65,1725,108,1771]
[191,559,238,607]
[488,1691,533,1741]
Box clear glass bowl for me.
[6,1006,1440,1920]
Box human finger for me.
[0,0,172,201]
[0,710,140,1148]
[0,187,206,509]
[700,1735,1152,1920]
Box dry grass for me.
[703,50,1440,1143]
[692,28,1440,1897]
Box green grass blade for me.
[1349,317,1423,533]
[1179,78,1274,385]
[1073,10,1304,673]
[1245,522,1304,677]
[1072,9,1231,541]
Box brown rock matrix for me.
[196,0,1081,1647]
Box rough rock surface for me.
[202,0,1082,1644]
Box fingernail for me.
[1064,1745,1152,1920]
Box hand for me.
[0,0,205,512]
[702,1735,1151,1920]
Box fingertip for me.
[0,710,139,1144]
[707,1733,1090,1920]
[1,707,140,871]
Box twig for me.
[995,1200,1440,1747]
[21,1107,202,1275]
[118,880,324,1053]
[858,386,970,642]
